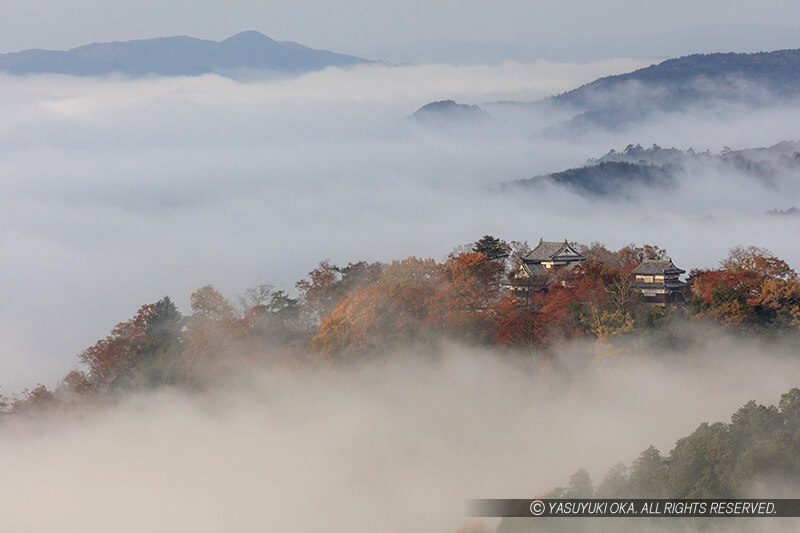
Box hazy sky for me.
[3,0,800,61]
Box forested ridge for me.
[493,386,800,533]
[548,386,800,500]
[508,141,800,196]
[5,238,799,415]
[554,49,800,109]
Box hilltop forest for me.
[494,383,800,533]
[5,237,799,414]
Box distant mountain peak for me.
[222,30,276,44]
[0,32,371,77]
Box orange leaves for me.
[54,240,800,405]
[296,260,384,323]
[428,252,505,341]
[756,279,800,328]
[310,248,667,355]
[689,250,800,328]
[189,285,234,321]
[721,245,798,281]
[438,251,504,312]
[749,254,798,282]
[759,279,800,309]
[311,283,433,356]
[380,257,437,286]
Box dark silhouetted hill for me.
[411,100,489,121]
[534,49,800,132]
[508,141,800,197]
[556,50,800,107]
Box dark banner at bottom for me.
[468,499,800,518]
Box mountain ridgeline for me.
[556,49,800,107]
[546,49,800,132]
[0,31,371,77]
[405,49,800,136]
[507,141,800,197]
[411,100,489,121]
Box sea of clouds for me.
[2,58,799,392]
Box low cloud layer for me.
[2,59,800,391]
[1,339,798,532]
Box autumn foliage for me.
[689,246,800,328]
[6,239,800,414]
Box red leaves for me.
[491,296,546,348]
[437,252,504,312]
[691,268,768,305]
[689,251,800,327]
[79,303,156,385]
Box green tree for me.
[729,401,784,454]
[145,296,183,344]
[668,422,733,497]
[629,445,668,497]
[596,463,630,498]
[133,296,184,388]
[779,388,800,429]
[239,283,301,337]
[473,235,510,261]
[565,468,594,498]
[296,260,383,322]
[79,302,156,387]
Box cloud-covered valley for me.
[2,342,800,532]
[2,58,800,392]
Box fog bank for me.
[1,338,799,532]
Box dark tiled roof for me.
[521,262,548,277]
[525,241,564,261]
[631,259,685,275]
[520,259,585,279]
[524,240,587,263]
